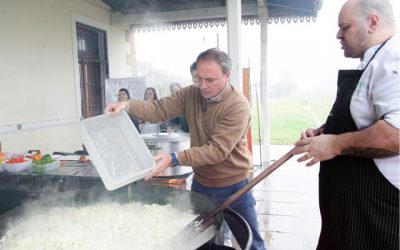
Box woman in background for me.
[118,88,140,132]
[144,87,158,101]
[117,88,130,102]
[140,87,161,134]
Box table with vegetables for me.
[0,150,193,216]
[0,152,101,215]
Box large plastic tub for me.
[82,111,155,190]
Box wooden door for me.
[77,23,108,118]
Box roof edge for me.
[130,16,318,33]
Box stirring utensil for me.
[174,148,294,246]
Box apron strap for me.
[363,38,390,70]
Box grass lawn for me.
[250,93,335,144]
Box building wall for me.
[0,0,132,153]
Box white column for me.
[226,0,242,91]
[258,0,270,167]
[126,29,137,77]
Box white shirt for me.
[351,34,400,189]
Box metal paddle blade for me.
[172,212,218,249]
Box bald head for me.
[337,0,396,58]
[354,0,394,24]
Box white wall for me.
[0,0,131,154]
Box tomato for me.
[6,157,27,164]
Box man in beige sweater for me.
[105,48,265,250]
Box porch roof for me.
[101,0,323,32]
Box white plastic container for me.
[82,111,155,190]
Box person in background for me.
[117,88,130,101]
[166,82,189,133]
[293,0,399,249]
[143,87,158,101]
[139,87,161,134]
[190,61,197,84]
[169,82,182,94]
[105,48,266,250]
[167,83,182,129]
[118,88,140,132]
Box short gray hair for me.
[356,0,395,24]
[196,48,231,75]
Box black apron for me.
[317,42,399,250]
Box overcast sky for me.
[135,0,400,92]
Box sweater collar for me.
[206,83,232,103]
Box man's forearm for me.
[336,120,399,158]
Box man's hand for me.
[300,128,317,139]
[295,121,399,164]
[292,134,341,166]
[104,101,129,114]
[300,125,324,139]
[144,152,173,180]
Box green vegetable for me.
[32,154,58,173]
[33,154,54,165]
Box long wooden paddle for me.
[174,148,295,246]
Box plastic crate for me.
[82,111,155,190]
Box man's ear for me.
[368,13,379,33]
[225,71,231,83]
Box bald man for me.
[293,0,399,249]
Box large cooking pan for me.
[0,179,251,249]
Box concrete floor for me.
[183,144,321,249]
[252,145,321,250]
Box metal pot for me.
[142,132,190,154]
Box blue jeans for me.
[192,179,266,250]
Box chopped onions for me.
[0,202,196,250]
